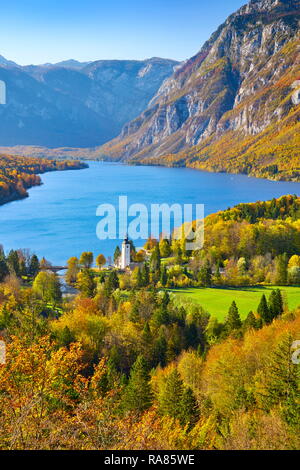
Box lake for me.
[1,161,300,265]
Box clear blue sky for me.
[1,0,246,65]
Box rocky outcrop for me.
[101,0,300,177]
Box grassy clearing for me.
[169,286,300,320]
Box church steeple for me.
[121,235,131,269]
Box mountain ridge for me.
[0,56,178,147]
[100,0,300,181]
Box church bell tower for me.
[121,235,131,269]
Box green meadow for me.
[170,286,300,320]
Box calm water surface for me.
[1,162,300,265]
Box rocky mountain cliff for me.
[101,0,300,181]
[0,57,177,147]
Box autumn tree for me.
[0,336,85,449]
[79,251,94,268]
[96,254,106,270]
[288,266,300,285]
[33,271,62,304]
[135,250,146,263]
[76,268,96,298]
[288,255,300,269]
[144,237,158,251]
[237,257,247,275]
[159,239,171,258]
[65,256,80,286]
[274,253,288,285]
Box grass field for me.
[170,286,300,320]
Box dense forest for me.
[0,195,299,450]
[0,153,88,205]
[149,101,300,182]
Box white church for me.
[115,235,131,270]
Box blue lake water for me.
[1,161,300,265]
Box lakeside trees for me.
[0,153,87,205]
[33,271,62,304]
[96,254,106,270]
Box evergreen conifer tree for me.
[268,289,284,320]
[260,334,300,427]
[7,250,20,277]
[243,311,257,331]
[160,265,168,287]
[257,294,271,324]
[142,263,150,287]
[153,329,167,367]
[114,246,121,265]
[150,245,161,273]
[180,387,199,428]
[60,326,75,347]
[198,261,212,287]
[226,301,242,332]
[129,303,140,323]
[161,291,170,308]
[122,355,152,413]
[136,267,143,288]
[158,369,183,419]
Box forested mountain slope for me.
[101,0,300,181]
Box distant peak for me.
[40,59,92,70]
[0,54,18,67]
[147,57,179,64]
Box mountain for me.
[0,65,113,147]
[0,55,19,68]
[42,59,92,70]
[101,0,300,181]
[0,57,178,147]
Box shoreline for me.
[2,159,300,211]
[1,145,300,183]
[0,161,88,207]
[126,159,300,183]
